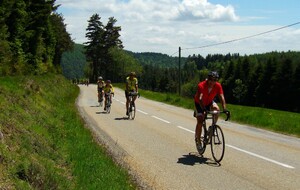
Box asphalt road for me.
[77,84,300,190]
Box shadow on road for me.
[114,117,130,120]
[177,153,220,167]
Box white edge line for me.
[226,144,295,169]
[151,116,170,124]
[176,125,295,169]
[137,109,148,115]
[177,126,195,133]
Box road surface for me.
[77,84,300,190]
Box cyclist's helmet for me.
[106,80,111,84]
[130,72,136,76]
[98,76,103,80]
[208,71,219,79]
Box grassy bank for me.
[115,83,300,137]
[0,75,135,189]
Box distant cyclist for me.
[125,72,138,116]
[97,76,105,104]
[103,80,114,110]
[194,71,229,149]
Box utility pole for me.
[178,46,181,96]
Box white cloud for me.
[55,0,300,57]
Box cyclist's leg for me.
[98,91,101,102]
[104,95,107,110]
[132,94,137,106]
[195,102,205,141]
[210,101,220,122]
[125,91,129,115]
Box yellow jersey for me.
[126,77,138,91]
[103,84,114,93]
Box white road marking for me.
[137,110,148,115]
[226,144,295,169]
[116,100,147,114]
[177,125,295,169]
[177,126,194,133]
[151,116,171,124]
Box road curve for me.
[77,84,300,190]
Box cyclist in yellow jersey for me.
[103,80,114,110]
[97,76,105,104]
[125,72,138,116]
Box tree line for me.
[137,51,300,112]
[0,0,73,75]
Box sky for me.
[55,0,300,57]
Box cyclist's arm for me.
[125,81,129,91]
[111,85,114,93]
[218,94,226,110]
[135,78,138,92]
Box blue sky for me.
[56,0,300,57]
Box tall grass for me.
[115,83,300,137]
[0,75,135,189]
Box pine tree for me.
[85,14,105,81]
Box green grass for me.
[115,83,300,137]
[0,75,135,189]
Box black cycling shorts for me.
[194,102,212,116]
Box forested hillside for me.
[0,0,73,75]
[61,44,87,80]
[127,51,187,68]
[138,51,300,112]
[146,51,300,112]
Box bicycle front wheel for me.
[106,104,111,113]
[129,102,136,119]
[105,99,111,114]
[210,125,225,163]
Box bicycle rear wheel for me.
[210,125,225,163]
[196,123,207,155]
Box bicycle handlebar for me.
[105,92,114,96]
[128,92,140,98]
[206,110,231,121]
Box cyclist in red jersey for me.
[194,71,229,150]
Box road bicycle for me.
[104,92,113,114]
[197,110,230,163]
[127,91,139,119]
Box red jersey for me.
[194,80,224,106]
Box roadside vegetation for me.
[0,75,136,189]
[115,84,300,137]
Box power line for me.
[170,50,179,56]
[181,21,300,51]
